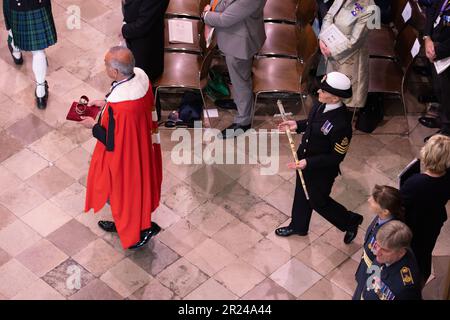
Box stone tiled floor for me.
[0,0,449,300]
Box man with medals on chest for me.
[354,221,422,300]
[421,0,450,140]
[275,72,364,244]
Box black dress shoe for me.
[98,221,117,232]
[35,81,49,110]
[418,116,441,129]
[344,213,363,244]
[215,99,237,110]
[275,226,308,237]
[218,123,251,139]
[128,222,161,250]
[8,41,23,65]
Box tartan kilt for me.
[8,1,57,51]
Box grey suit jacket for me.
[204,0,266,60]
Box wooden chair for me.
[251,24,318,122]
[258,23,300,58]
[166,0,209,19]
[264,0,298,24]
[296,0,318,27]
[368,24,420,135]
[164,17,205,54]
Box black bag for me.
[178,91,203,126]
[355,93,384,133]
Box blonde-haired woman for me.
[400,134,450,286]
[319,0,375,110]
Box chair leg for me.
[351,106,358,124]
[199,88,211,129]
[250,93,259,128]
[300,94,308,118]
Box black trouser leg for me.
[314,196,357,232]
[431,65,450,134]
[153,86,162,122]
[290,173,313,233]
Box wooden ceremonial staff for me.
[276,100,310,200]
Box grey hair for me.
[376,220,412,251]
[108,46,135,76]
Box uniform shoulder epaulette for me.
[400,266,414,286]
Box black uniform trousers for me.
[431,65,450,134]
[290,170,359,233]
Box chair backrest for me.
[300,50,321,95]
[199,38,218,89]
[297,23,318,63]
[164,18,204,53]
[166,0,207,18]
[264,0,298,23]
[296,0,318,27]
[394,24,420,71]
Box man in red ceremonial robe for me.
[81,46,162,250]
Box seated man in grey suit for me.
[202,0,266,139]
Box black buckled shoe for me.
[35,81,49,110]
[98,220,117,233]
[8,41,23,65]
[344,213,363,244]
[418,116,441,129]
[218,123,251,139]
[128,222,162,250]
[275,226,308,237]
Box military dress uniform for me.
[354,249,422,300]
[353,216,396,299]
[424,0,450,135]
[287,101,363,235]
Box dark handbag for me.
[178,91,203,126]
[355,93,384,133]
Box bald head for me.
[105,46,135,78]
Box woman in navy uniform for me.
[353,185,405,299]
[400,134,450,286]
[3,0,57,109]
[275,72,363,244]
[354,221,422,300]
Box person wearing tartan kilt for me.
[3,0,57,109]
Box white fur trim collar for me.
[106,68,150,103]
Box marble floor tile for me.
[237,167,286,198]
[0,259,39,298]
[50,182,86,217]
[213,259,266,297]
[185,238,237,277]
[212,220,263,256]
[320,226,365,257]
[264,180,296,216]
[42,258,96,297]
[266,230,319,257]
[26,166,75,199]
[29,131,77,162]
[47,219,97,256]
[241,278,296,300]
[128,239,180,277]
[100,258,152,298]
[0,182,47,217]
[239,202,288,237]
[0,98,30,129]
[15,239,68,277]
[0,130,24,163]
[69,279,123,300]
[21,201,72,237]
[0,247,10,268]
[162,182,210,217]
[296,238,349,276]
[72,239,124,277]
[184,278,238,300]
[186,201,237,237]
[12,279,65,300]
[325,258,360,296]
[2,148,49,180]
[131,278,177,300]
[5,114,53,146]
[158,219,208,256]
[156,258,209,298]
[241,238,292,277]
[269,258,322,298]
[299,278,352,300]
[0,166,21,197]
[186,165,235,197]
[54,147,91,180]
[75,205,113,237]
[0,204,16,231]
[0,220,41,256]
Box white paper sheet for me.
[204,108,219,118]
[402,2,412,23]
[320,24,349,51]
[410,38,420,58]
[434,56,450,75]
[168,19,194,44]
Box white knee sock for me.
[7,30,22,59]
[32,50,47,98]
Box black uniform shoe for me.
[215,99,237,110]
[275,226,308,237]
[35,81,49,110]
[344,213,363,244]
[98,221,117,232]
[128,222,161,250]
[418,116,441,129]
[8,41,23,65]
[218,123,251,139]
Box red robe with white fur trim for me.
[85,68,162,249]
